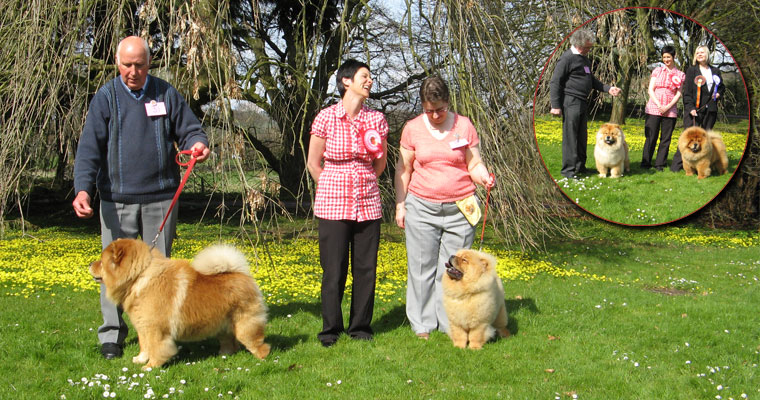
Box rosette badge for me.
[670,74,682,89]
[712,76,721,99]
[362,128,384,159]
[694,75,706,109]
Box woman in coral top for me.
[641,45,685,171]
[394,76,494,339]
[306,59,389,347]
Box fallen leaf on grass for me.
[548,335,560,341]
[287,364,302,371]
[545,369,555,373]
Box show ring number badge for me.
[449,137,469,149]
[145,100,167,117]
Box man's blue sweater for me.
[74,76,208,203]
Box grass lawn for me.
[0,214,758,399]
[534,116,750,225]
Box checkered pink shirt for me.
[311,102,388,221]
[645,66,685,118]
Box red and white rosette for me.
[670,73,682,90]
[362,128,383,159]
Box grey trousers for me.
[404,193,475,334]
[97,199,177,345]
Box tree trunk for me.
[609,72,631,125]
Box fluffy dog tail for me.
[191,244,251,276]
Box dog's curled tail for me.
[191,244,251,276]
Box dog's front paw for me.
[468,342,485,350]
[132,352,149,364]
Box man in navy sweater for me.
[72,36,210,359]
[550,29,621,179]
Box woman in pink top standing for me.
[307,59,389,347]
[641,45,685,171]
[394,76,494,339]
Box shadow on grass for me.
[505,297,539,336]
[268,301,321,319]
[372,304,407,334]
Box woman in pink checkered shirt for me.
[641,45,685,171]
[394,76,494,339]
[306,59,389,347]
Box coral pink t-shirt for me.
[400,113,479,203]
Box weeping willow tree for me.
[1,0,757,242]
[391,1,587,249]
[0,0,256,238]
[0,0,118,236]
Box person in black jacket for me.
[670,45,724,172]
[550,29,621,179]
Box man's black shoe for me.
[100,342,123,359]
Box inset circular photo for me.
[533,7,750,226]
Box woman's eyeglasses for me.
[424,106,448,115]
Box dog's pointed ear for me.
[478,255,490,273]
[479,253,496,273]
[110,241,126,266]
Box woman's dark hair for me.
[661,45,676,57]
[336,59,370,97]
[419,76,450,104]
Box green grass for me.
[534,116,750,225]
[0,216,758,399]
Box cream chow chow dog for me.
[442,249,510,349]
[594,123,630,178]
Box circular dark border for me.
[532,6,752,227]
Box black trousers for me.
[670,111,717,172]
[561,96,589,178]
[317,218,380,342]
[642,114,677,169]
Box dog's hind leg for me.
[233,314,270,359]
[716,153,728,175]
[493,304,511,338]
